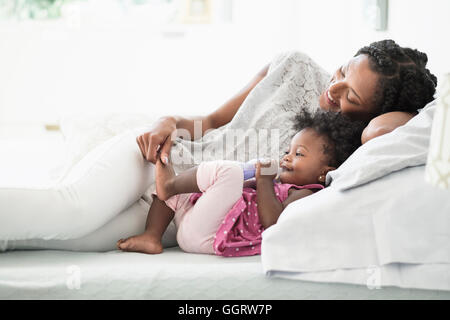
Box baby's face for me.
[279,129,331,185]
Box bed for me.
[1,247,448,300]
[0,101,449,300]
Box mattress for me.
[1,247,449,300]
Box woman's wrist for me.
[159,115,178,126]
[163,115,208,141]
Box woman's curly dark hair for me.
[293,109,365,168]
[356,39,437,114]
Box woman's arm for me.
[203,63,270,132]
[361,111,416,144]
[174,63,270,136]
[137,63,270,163]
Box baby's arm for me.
[256,181,313,228]
[281,188,314,208]
[243,178,257,189]
[256,178,283,228]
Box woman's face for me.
[319,54,381,122]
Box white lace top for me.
[170,51,331,173]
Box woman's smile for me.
[326,89,339,108]
[320,89,340,112]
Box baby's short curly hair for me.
[292,109,365,168]
[356,39,437,114]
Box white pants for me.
[0,129,168,249]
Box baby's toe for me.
[117,238,131,250]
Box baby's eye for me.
[284,151,289,155]
[296,152,303,157]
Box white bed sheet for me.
[1,247,449,300]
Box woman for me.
[136,39,437,165]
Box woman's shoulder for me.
[271,50,312,65]
[269,50,311,71]
[268,50,329,78]
[271,50,312,63]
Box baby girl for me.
[117,109,365,256]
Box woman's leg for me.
[0,129,156,241]
[117,156,179,253]
[2,200,178,252]
[116,195,174,253]
[117,153,203,253]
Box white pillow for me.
[326,100,436,190]
[261,165,450,290]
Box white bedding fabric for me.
[326,100,435,190]
[261,165,450,291]
[1,247,449,299]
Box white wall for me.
[295,0,450,80]
[0,0,300,126]
[0,0,449,128]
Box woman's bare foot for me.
[155,155,177,201]
[116,233,163,254]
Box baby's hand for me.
[255,159,278,181]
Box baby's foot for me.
[116,233,163,254]
[155,155,176,201]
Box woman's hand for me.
[255,159,278,181]
[136,116,177,164]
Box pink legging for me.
[155,160,243,254]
